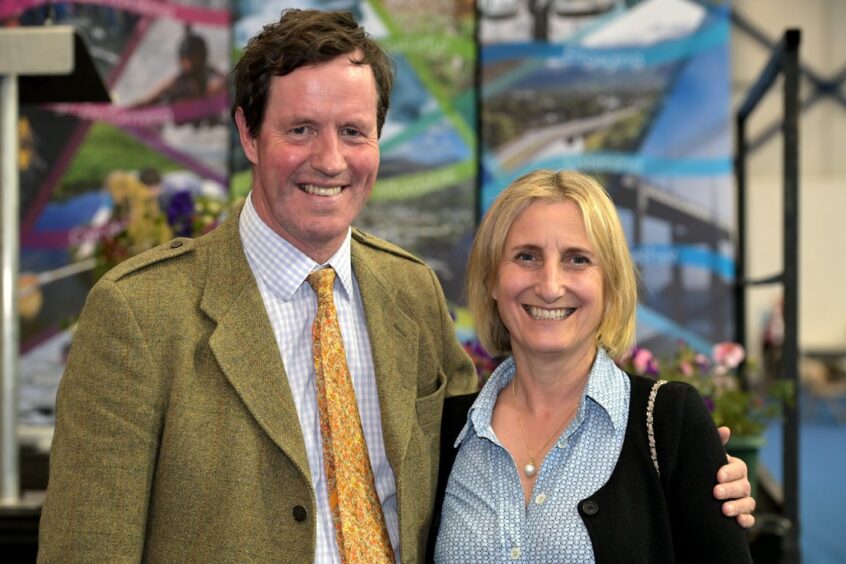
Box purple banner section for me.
[46,91,228,127]
[1,0,230,25]
[21,122,93,235]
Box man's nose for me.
[311,133,346,177]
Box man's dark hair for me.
[232,9,394,138]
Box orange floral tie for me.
[308,267,394,563]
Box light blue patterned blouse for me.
[435,348,630,563]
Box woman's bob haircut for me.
[466,170,637,360]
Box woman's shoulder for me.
[625,374,699,409]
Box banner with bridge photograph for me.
[479,0,734,355]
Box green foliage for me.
[58,123,180,199]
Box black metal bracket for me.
[734,27,802,564]
[732,9,845,152]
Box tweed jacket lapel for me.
[351,235,420,480]
[200,211,311,482]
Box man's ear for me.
[234,107,258,165]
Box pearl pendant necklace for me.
[512,377,578,479]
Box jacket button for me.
[170,240,183,249]
[581,500,599,516]
[292,505,308,522]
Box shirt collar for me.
[239,192,354,301]
[584,347,628,433]
[457,347,627,446]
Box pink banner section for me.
[1,0,230,26]
[21,230,70,249]
[45,91,228,127]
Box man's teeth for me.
[525,306,575,320]
[302,184,342,196]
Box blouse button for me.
[535,493,547,505]
[510,546,521,560]
[581,500,599,516]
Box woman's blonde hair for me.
[466,170,637,359]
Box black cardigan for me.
[428,375,752,563]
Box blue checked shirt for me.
[240,195,400,562]
[435,348,630,563]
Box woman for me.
[435,171,752,562]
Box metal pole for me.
[781,28,801,564]
[734,116,747,349]
[474,0,483,225]
[0,73,21,506]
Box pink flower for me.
[712,342,745,370]
[679,360,694,376]
[633,348,656,375]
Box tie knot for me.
[307,267,336,301]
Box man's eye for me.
[291,126,307,135]
[342,127,361,136]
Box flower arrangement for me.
[92,170,229,279]
[456,332,792,437]
[618,341,793,437]
[461,339,501,387]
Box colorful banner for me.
[479,0,734,355]
[10,0,231,427]
[231,0,477,307]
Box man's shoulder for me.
[351,228,427,267]
[102,238,199,283]
[102,214,238,285]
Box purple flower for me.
[166,190,195,237]
[462,339,502,383]
[633,348,658,376]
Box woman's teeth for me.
[524,306,575,320]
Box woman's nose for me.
[535,263,565,302]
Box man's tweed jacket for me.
[38,208,477,562]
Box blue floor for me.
[760,395,846,563]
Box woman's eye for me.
[568,254,593,268]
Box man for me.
[39,9,754,563]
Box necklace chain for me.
[511,377,579,479]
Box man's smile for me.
[300,184,343,196]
